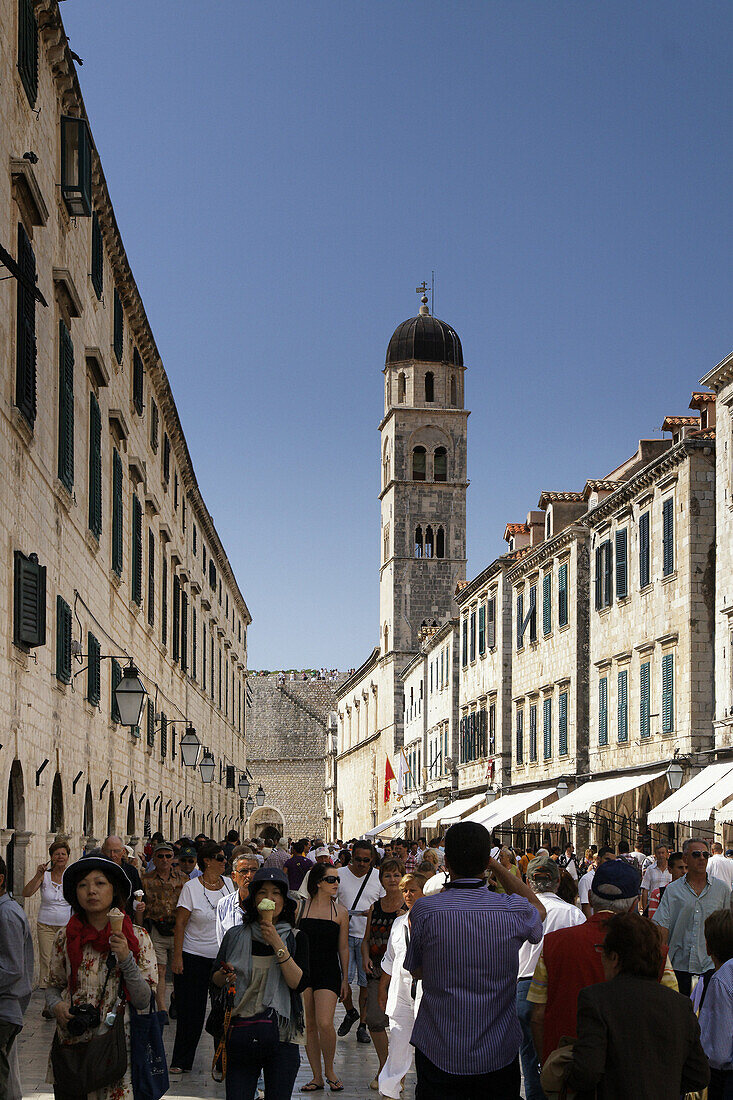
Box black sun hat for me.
[62,856,131,907]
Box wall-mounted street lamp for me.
[666,760,684,791]
[199,751,215,784]
[238,773,251,799]
[255,784,266,807]
[180,726,201,767]
[556,779,570,801]
[245,795,254,817]
[115,663,147,727]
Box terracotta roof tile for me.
[662,415,699,430]
[537,490,583,508]
[689,426,716,440]
[689,391,716,410]
[582,478,625,499]
[503,522,529,540]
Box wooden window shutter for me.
[603,541,613,607]
[618,670,628,742]
[487,597,496,648]
[161,552,168,646]
[162,433,170,483]
[461,618,468,666]
[662,653,674,733]
[478,603,485,655]
[529,704,537,761]
[225,766,235,790]
[58,321,75,492]
[15,223,37,427]
[640,662,651,739]
[88,392,102,540]
[132,349,144,416]
[160,713,167,759]
[516,592,524,648]
[110,658,121,721]
[543,696,552,759]
[131,493,143,604]
[594,546,602,610]
[543,573,552,635]
[469,610,476,661]
[91,212,103,300]
[147,529,155,626]
[558,562,568,627]
[113,287,123,364]
[599,677,608,745]
[150,400,159,451]
[662,498,674,576]
[559,691,568,755]
[615,529,628,599]
[18,0,38,106]
[87,632,101,706]
[180,590,188,673]
[112,449,123,575]
[13,550,46,648]
[55,595,72,684]
[516,709,523,764]
[639,512,650,588]
[146,698,155,748]
[191,605,197,681]
[172,574,180,662]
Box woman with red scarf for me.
[45,856,157,1100]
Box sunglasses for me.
[353,856,371,863]
[156,854,173,859]
[179,857,195,863]
[688,850,710,859]
[212,854,226,862]
[323,876,340,884]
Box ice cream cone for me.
[108,907,124,934]
[258,899,276,924]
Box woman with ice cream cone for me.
[44,855,157,1100]
[213,867,310,1100]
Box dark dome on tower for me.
[386,301,463,367]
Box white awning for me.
[527,769,667,825]
[465,787,558,828]
[402,799,438,823]
[421,793,487,829]
[364,806,412,837]
[648,762,733,824]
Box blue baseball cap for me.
[251,867,289,893]
[592,859,641,901]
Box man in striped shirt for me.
[405,821,545,1098]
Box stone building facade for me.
[1,0,250,904]
[245,674,340,842]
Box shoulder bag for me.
[51,965,127,1100]
[129,993,169,1100]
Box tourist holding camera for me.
[45,856,157,1100]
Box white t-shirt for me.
[337,866,385,939]
[381,912,422,1017]
[708,854,733,890]
[37,872,72,925]
[641,863,672,894]
[177,876,234,958]
[422,871,449,895]
[517,893,586,979]
[578,868,595,906]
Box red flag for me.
[384,756,396,803]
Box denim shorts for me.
[347,935,367,988]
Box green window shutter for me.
[516,593,524,648]
[662,498,674,576]
[110,658,121,721]
[487,597,496,648]
[15,223,37,427]
[662,653,674,733]
[543,697,552,759]
[543,573,552,635]
[88,392,102,540]
[13,550,46,648]
[113,287,123,364]
[172,574,180,661]
[615,529,628,599]
[477,603,485,655]
[558,562,568,627]
[618,669,628,742]
[180,591,188,673]
[161,552,168,646]
[559,691,568,755]
[639,512,650,588]
[191,605,197,681]
[57,321,75,492]
[527,585,537,643]
[91,212,103,300]
[146,698,155,748]
[131,494,142,604]
[60,116,92,216]
[150,401,159,451]
[147,529,155,625]
[603,541,613,608]
[132,349,144,415]
[529,704,537,761]
[640,662,651,739]
[163,434,170,484]
[18,0,38,106]
[203,622,207,685]
[87,632,101,706]
[516,709,523,765]
[160,713,167,759]
[112,449,123,575]
[594,546,602,610]
[461,618,468,666]
[599,677,608,746]
[469,610,476,661]
[55,595,72,684]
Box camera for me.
[67,1003,101,1036]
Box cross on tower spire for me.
[415,281,430,315]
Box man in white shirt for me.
[517,854,585,1100]
[336,841,385,1043]
[578,846,615,918]
[640,844,671,913]
[707,842,733,890]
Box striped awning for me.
[465,787,557,828]
[527,769,667,826]
[648,762,733,824]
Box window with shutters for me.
[87,632,101,706]
[558,562,568,627]
[640,662,651,739]
[113,288,123,364]
[191,605,197,681]
[174,471,179,510]
[617,669,628,741]
[160,713,167,759]
[486,596,496,649]
[662,653,674,733]
[516,592,524,649]
[218,646,223,709]
[56,596,72,684]
[60,116,92,216]
[110,658,121,721]
[180,591,188,673]
[15,223,37,427]
[112,449,123,575]
[203,623,207,687]
[162,433,170,484]
[209,560,217,591]
[461,617,468,667]
[210,633,215,699]
[147,530,155,626]
[13,550,46,649]
[615,529,628,599]
[18,0,38,106]
[558,691,568,756]
[529,704,538,762]
[150,400,159,452]
[91,213,103,300]
[469,608,476,661]
[488,702,496,754]
[161,551,168,646]
[192,523,197,556]
[594,540,613,609]
[543,696,552,759]
[57,321,75,492]
[132,349,144,416]
[434,447,447,481]
[478,602,486,655]
[146,699,155,748]
[516,708,524,765]
[543,573,552,635]
[131,494,142,605]
[172,574,180,662]
[522,584,537,644]
[171,727,176,759]
[662,498,674,576]
[412,446,426,481]
[88,393,102,540]
[639,512,651,588]
[599,677,608,746]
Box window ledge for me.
[52,479,75,513]
[639,583,653,595]
[85,529,100,556]
[54,679,69,696]
[10,408,34,448]
[558,623,570,633]
[109,570,122,589]
[661,571,677,585]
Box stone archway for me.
[50,772,64,833]
[5,760,27,898]
[247,806,285,843]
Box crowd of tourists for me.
[1,826,733,1100]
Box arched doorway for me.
[50,772,64,833]
[126,794,135,838]
[5,761,26,897]
[83,783,94,838]
[246,806,285,843]
[143,800,151,838]
[157,804,163,836]
[107,791,116,836]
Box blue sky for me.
[62,2,732,670]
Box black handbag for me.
[51,977,127,1099]
[129,994,169,1100]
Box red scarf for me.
[66,913,140,991]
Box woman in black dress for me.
[299,862,350,1092]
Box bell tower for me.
[379,287,468,664]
